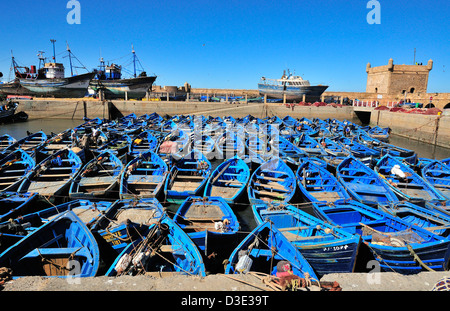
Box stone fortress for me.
[366,58,433,95]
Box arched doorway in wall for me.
[409,87,415,94]
[425,103,435,108]
[444,103,450,109]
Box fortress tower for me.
[366,58,433,95]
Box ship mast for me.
[67,42,74,76]
[50,39,57,63]
[132,44,136,78]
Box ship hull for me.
[258,83,328,102]
[89,75,157,99]
[0,80,35,96]
[19,72,95,98]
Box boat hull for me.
[258,84,328,102]
[89,76,156,99]
[19,72,95,98]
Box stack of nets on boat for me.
[363,227,425,247]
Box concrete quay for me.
[14,98,450,149]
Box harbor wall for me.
[370,111,450,149]
[13,99,450,149]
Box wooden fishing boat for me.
[272,136,308,167]
[421,160,450,201]
[0,199,113,237]
[0,192,39,222]
[248,157,296,204]
[296,159,351,203]
[128,130,159,156]
[0,210,100,278]
[69,150,124,200]
[252,200,361,276]
[214,129,246,160]
[94,134,132,160]
[105,212,206,277]
[203,156,250,205]
[246,133,275,161]
[312,199,450,274]
[0,134,17,154]
[337,136,380,158]
[3,131,47,156]
[164,150,211,204]
[191,133,215,160]
[94,198,165,253]
[0,149,35,192]
[119,151,168,199]
[367,125,390,142]
[158,129,191,160]
[173,196,239,251]
[17,148,83,202]
[35,129,73,162]
[375,154,447,206]
[379,201,450,237]
[291,134,327,157]
[224,221,319,280]
[358,133,417,165]
[336,156,399,206]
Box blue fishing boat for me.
[367,125,390,142]
[129,130,159,156]
[105,213,206,277]
[312,199,450,274]
[375,154,447,206]
[173,196,239,251]
[224,221,319,280]
[421,160,450,201]
[248,157,296,204]
[358,133,417,165]
[158,129,191,160]
[18,148,83,202]
[292,134,327,157]
[3,131,47,156]
[0,134,17,154]
[94,134,132,160]
[336,156,399,206]
[214,129,246,160]
[69,150,124,200]
[119,151,168,199]
[252,200,360,276]
[164,150,211,204]
[379,201,450,237]
[95,198,165,253]
[0,149,35,192]
[0,192,39,222]
[246,133,274,161]
[0,210,100,278]
[282,115,299,128]
[296,159,351,203]
[35,129,73,162]
[272,136,308,167]
[191,133,216,160]
[204,156,250,205]
[337,136,380,158]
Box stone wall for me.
[370,110,449,149]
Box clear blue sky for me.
[0,0,449,92]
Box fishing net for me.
[363,227,425,247]
[432,277,450,291]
